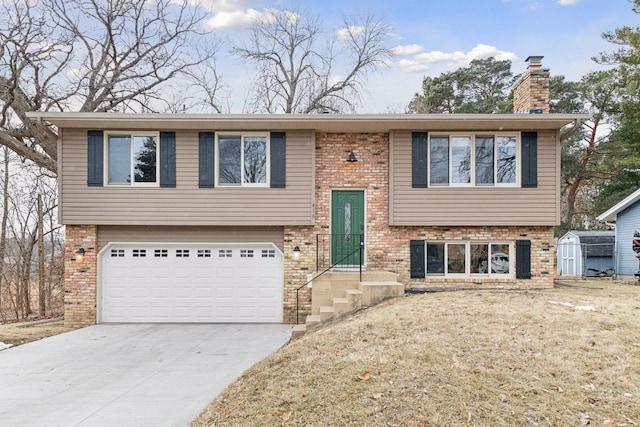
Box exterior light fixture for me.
[293,246,301,260]
[75,247,85,262]
[347,151,358,162]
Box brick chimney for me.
[513,56,550,114]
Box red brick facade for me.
[64,225,98,328]
[283,132,556,323]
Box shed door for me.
[560,237,581,276]
[100,243,283,323]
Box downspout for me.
[560,118,583,141]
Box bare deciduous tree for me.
[234,8,393,113]
[0,0,223,173]
[0,150,62,321]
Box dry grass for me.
[193,281,640,426]
[0,318,75,347]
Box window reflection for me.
[451,136,471,184]
[497,136,516,184]
[430,137,449,185]
[426,243,445,275]
[219,136,242,184]
[108,135,131,184]
[133,136,156,183]
[447,243,466,274]
[244,137,267,183]
[471,243,489,273]
[475,136,494,185]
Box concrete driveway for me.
[0,323,291,426]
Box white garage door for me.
[100,243,283,323]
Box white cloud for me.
[398,44,517,73]
[204,7,295,29]
[391,44,423,56]
[414,50,466,63]
[466,44,517,62]
[336,25,366,41]
[398,59,429,73]
[187,0,259,13]
[190,0,292,30]
[205,9,255,29]
[559,0,582,5]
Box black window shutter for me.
[412,132,428,188]
[198,132,215,188]
[87,130,104,187]
[410,240,426,278]
[270,132,286,188]
[521,131,538,188]
[516,240,532,279]
[159,132,176,188]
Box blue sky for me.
[195,0,638,112]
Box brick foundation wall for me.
[381,225,555,289]
[64,225,98,328]
[283,226,316,324]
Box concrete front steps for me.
[292,271,404,338]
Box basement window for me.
[426,242,513,277]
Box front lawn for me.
[193,281,640,426]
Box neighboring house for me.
[557,230,614,277]
[27,57,589,327]
[597,188,640,279]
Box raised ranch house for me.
[27,58,588,328]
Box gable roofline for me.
[26,112,589,134]
[560,230,615,239]
[597,188,640,222]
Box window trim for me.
[428,132,520,188]
[103,131,160,187]
[215,132,271,188]
[425,241,514,278]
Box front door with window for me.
[331,191,365,266]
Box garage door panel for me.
[101,243,283,323]
[194,286,212,298]
[217,266,234,278]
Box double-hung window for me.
[106,132,159,186]
[428,134,518,186]
[217,134,269,186]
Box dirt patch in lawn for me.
[0,318,76,348]
[193,281,640,426]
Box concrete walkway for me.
[0,323,291,426]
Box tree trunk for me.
[38,194,45,316]
[21,233,37,318]
[565,179,581,225]
[0,147,8,312]
[47,214,55,310]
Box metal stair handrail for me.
[295,234,363,324]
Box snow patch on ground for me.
[0,341,13,351]
[548,301,596,311]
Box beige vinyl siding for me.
[60,129,314,226]
[390,130,560,226]
[97,225,284,252]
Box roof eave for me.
[26,112,591,133]
[596,188,640,222]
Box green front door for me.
[331,191,365,266]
